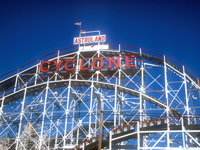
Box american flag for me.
[74,21,81,26]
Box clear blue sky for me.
[0,0,200,78]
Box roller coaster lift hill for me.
[1,30,200,150]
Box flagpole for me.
[79,24,81,36]
[75,21,82,36]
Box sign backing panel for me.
[74,35,106,45]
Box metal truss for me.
[0,44,200,150]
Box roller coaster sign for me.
[40,55,136,72]
[73,35,106,45]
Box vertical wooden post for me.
[98,101,103,150]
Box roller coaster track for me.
[1,45,200,149]
[0,49,199,96]
[1,79,182,118]
[73,118,200,150]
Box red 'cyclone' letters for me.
[40,61,50,72]
[53,60,64,71]
[92,58,104,69]
[80,59,89,70]
[126,55,135,67]
[40,55,136,72]
[109,56,120,68]
[65,60,75,71]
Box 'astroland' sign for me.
[74,35,106,45]
[40,55,136,72]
